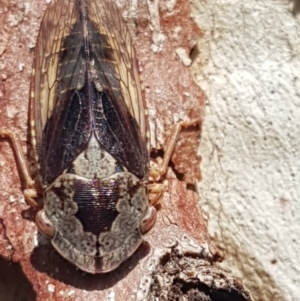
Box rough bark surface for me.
[0,1,253,300]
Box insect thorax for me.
[43,133,148,272]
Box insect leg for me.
[147,183,164,206]
[0,129,39,208]
[149,118,201,181]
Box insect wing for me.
[87,0,148,178]
[89,0,146,137]
[30,0,148,184]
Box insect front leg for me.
[149,118,201,182]
[0,129,39,208]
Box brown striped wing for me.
[88,0,146,136]
[30,0,148,184]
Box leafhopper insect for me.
[0,0,199,273]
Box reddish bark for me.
[0,1,210,300]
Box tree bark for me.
[0,1,254,300]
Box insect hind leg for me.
[0,129,39,208]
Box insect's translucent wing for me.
[86,0,148,179]
[30,0,89,183]
[31,0,78,141]
[89,0,146,137]
[30,0,148,183]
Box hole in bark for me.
[291,0,300,14]
[151,148,164,159]
[151,148,185,181]
[151,247,254,301]
[189,43,200,63]
[169,160,185,181]
[186,183,196,192]
[159,252,171,267]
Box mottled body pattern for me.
[30,0,154,273]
